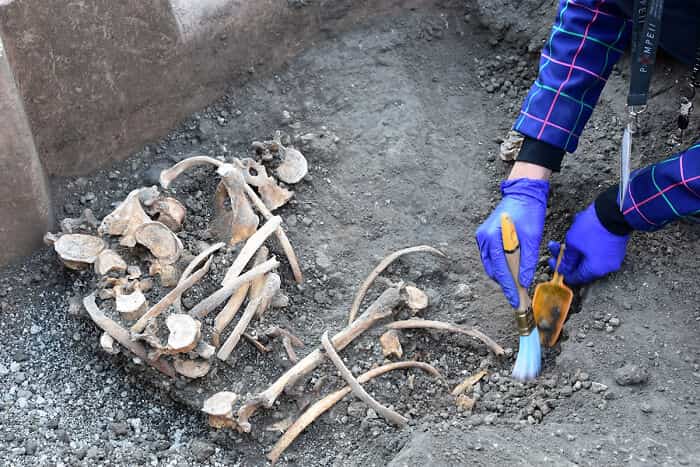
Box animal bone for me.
[149,261,180,287]
[221,216,281,284]
[115,283,148,321]
[386,319,504,356]
[379,330,403,358]
[243,333,272,353]
[321,331,408,427]
[272,132,308,184]
[255,273,280,320]
[240,159,294,211]
[267,361,441,465]
[60,208,99,233]
[166,314,201,353]
[405,285,429,311]
[100,332,119,355]
[173,242,225,313]
[455,395,476,411]
[147,197,186,231]
[174,358,211,379]
[236,287,403,432]
[94,249,127,276]
[217,273,281,361]
[247,246,269,304]
[202,391,239,429]
[134,221,183,265]
[83,294,175,378]
[131,257,212,334]
[196,341,216,360]
[159,156,225,188]
[98,189,151,247]
[212,282,250,347]
[138,186,160,207]
[348,246,446,324]
[190,258,279,319]
[266,327,304,364]
[451,370,488,397]
[132,319,166,353]
[52,234,106,270]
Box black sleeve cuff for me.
[594,185,633,236]
[516,136,566,172]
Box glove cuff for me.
[500,178,550,205]
[516,136,566,172]
[594,185,633,236]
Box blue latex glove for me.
[476,178,549,308]
[548,203,630,285]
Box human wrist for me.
[515,136,566,172]
[508,161,552,181]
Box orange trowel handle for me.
[500,214,531,313]
[552,243,566,286]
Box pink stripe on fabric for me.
[537,1,602,139]
[520,111,579,136]
[625,184,657,226]
[622,173,700,216]
[568,0,618,18]
[679,153,700,198]
[541,53,607,82]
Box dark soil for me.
[1,2,699,466]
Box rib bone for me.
[265,327,304,364]
[386,319,504,356]
[348,246,446,324]
[236,287,403,432]
[213,282,250,347]
[221,216,281,284]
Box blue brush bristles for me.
[512,327,542,381]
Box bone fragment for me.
[255,273,280,320]
[213,171,259,245]
[83,294,175,377]
[243,333,272,353]
[202,391,239,429]
[348,246,446,324]
[267,361,440,465]
[379,330,403,358]
[266,327,304,364]
[221,216,281,284]
[190,258,279,319]
[405,285,429,311]
[149,261,180,287]
[455,394,476,411]
[212,282,250,347]
[166,314,201,353]
[386,319,504,356]
[321,331,407,427]
[236,287,403,432]
[273,132,308,184]
[53,234,106,270]
[247,246,269,304]
[173,242,225,313]
[131,257,212,334]
[134,221,183,264]
[100,332,119,355]
[98,189,151,247]
[115,284,148,321]
[196,341,216,360]
[60,208,99,233]
[94,249,127,276]
[174,358,211,379]
[240,159,293,210]
[217,273,281,361]
[127,265,142,279]
[451,370,488,397]
[499,130,524,162]
[148,197,186,231]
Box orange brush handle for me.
[500,214,531,313]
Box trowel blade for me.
[618,124,631,210]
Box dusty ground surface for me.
[1,2,700,466]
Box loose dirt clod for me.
[267,361,441,465]
[321,330,408,427]
[348,246,446,324]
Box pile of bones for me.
[45,132,504,464]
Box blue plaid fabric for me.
[516,0,700,231]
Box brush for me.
[500,213,542,381]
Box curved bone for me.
[321,331,408,427]
[134,221,183,264]
[348,246,446,324]
[190,258,279,319]
[213,282,250,347]
[222,216,281,284]
[386,319,504,356]
[265,327,304,363]
[53,234,106,270]
[159,156,224,189]
[217,273,281,361]
[98,189,151,247]
[236,287,402,432]
[173,242,225,313]
[149,197,186,231]
[83,294,176,378]
[131,257,212,334]
[213,167,259,245]
[268,361,441,465]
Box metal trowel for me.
[532,244,573,347]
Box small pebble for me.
[640,402,653,413]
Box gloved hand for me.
[476,178,549,308]
[547,203,630,285]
